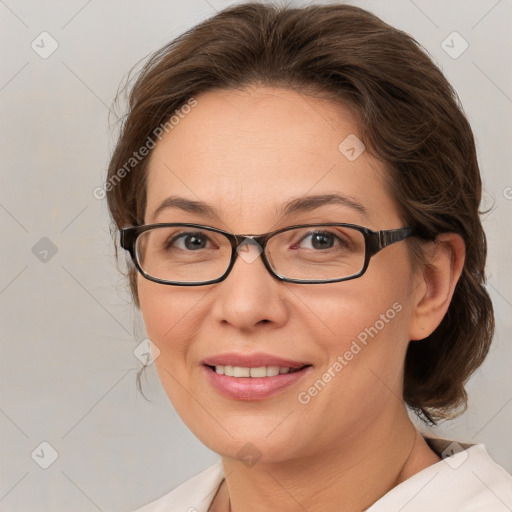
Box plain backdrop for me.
[1,0,511,510]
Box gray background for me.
[1,0,511,510]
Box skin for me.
[138,85,465,511]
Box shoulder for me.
[131,460,224,512]
[367,438,512,511]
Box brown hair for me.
[106,1,494,423]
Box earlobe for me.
[408,233,465,341]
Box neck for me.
[218,406,440,512]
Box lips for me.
[201,352,313,400]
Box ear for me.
[408,233,465,341]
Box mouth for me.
[201,362,313,400]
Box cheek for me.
[137,279,208,413]
[137,279,203,359]
[292,263,410,345]
[310,293,408,388]
[294,261,413,392]
[290,285,411,442]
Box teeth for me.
[213,365,296,377]
[249,366,266,377]
[234,366,250,377]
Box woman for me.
[105,2,512,510]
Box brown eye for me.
[166,231,211,251]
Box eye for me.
[166,231,212,251]
[296,230,345,250]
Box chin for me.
[190,419,304,463]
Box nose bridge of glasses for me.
[233,235,266,265]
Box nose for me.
[210,239,289,330]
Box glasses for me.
[120,222,414,286]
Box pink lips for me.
[201,352,312,401]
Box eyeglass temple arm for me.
[119,228,138,256]
[120,229,129,250]
[377,227,414,250]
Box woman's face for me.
[138,86,421,463]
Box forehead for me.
[144,86,399,230]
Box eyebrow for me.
[150,193,369,223]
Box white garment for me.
[132,439,512,511]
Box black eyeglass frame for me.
[120,222,415,286]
